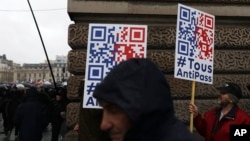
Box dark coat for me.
[1,88,24,134]
[14,87,50,141]
[94,58,198,141]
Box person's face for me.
[217,92,231,107]
[99,100,132,141]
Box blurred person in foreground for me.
[14,86,51,141]
[189,82,250,141]
[93,58,198,141]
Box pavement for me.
[0,114,52,141]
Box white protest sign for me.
[83,24,147,108]
[174,4,215,84]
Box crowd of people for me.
[0,58,250,141]
[0,82,69,141]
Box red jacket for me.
[194,105,250,141]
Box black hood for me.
[93,58,174,125]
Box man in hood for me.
[93,58,198,141]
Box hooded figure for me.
[93,58,198,141]
[14,86,50,141]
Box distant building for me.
[13,55,70,84]
[0,54,14,83]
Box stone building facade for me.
[65,0,250,141]
[0,55,14,83]
[13,55,70,83]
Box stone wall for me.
[66,0,250,141]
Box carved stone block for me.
[213,50,250,71]
[215,26,250,48]
[66,102,80,128]
[147,50,174,73]
[147,26,175,48]
[67,75,85,100]
[68,24,88,49]
[68,49,86,75]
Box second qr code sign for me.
[83,24,147,109]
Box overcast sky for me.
[0,0,74,65]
